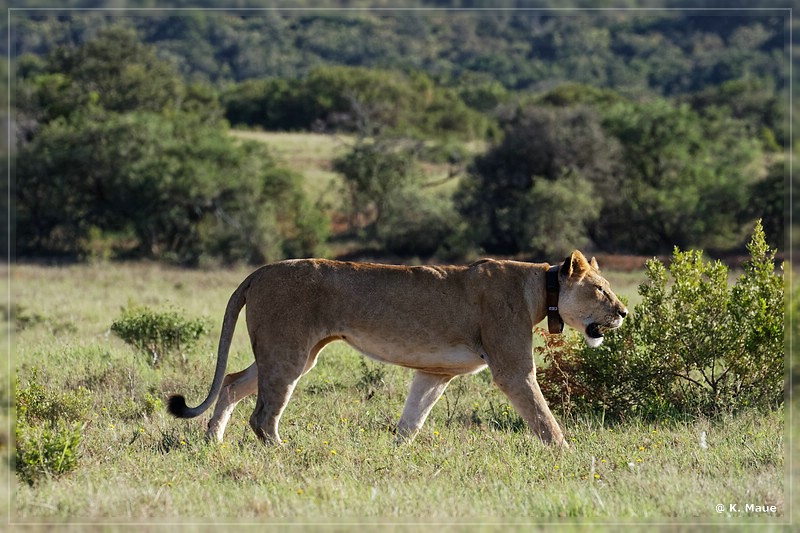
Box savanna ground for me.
[3,131,793,530]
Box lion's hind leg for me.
[248,341,309,444]
[396,371,454,444]
[206,364,258,443]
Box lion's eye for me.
[595,286,606,297]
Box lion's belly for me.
[342,334,487,375]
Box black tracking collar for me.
[545,265,564,334]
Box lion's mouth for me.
[586,323,605,339]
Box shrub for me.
[539,220,784,419]
[15,369,93,426]
[377,189,462,258]
[333,138,419,236]
[455,105,617,255]
[110,304,209,365]
[16,423,83,486]
[15,369,91,485]
[356,359,387,400]
[16,109,327,265]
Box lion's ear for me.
[563,250,590,278]
[590,256,599,271]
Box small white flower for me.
[700,431,708,450]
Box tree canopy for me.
[10,8,789,262]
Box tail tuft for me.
[167,395,189,418]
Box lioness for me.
[168,250,627,447]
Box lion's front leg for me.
[396,371,454,443]
[481,317,568,448]
[493,372,568,448]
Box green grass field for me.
[6,261,789,527]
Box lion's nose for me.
[619,307,628,319]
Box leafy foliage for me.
[332,137,464,257]
[15,369,91,486]
[376,189,464,259]
[12,11,786,106]
[110,304,209,366]
[16,369,93,426]
[540,221,784,419]
[15,30,328,265]
[455,105,615,256]
[222,66,492,139]
[11,13,787,261]
[16,423,83,487]
[744,161,785,250]
[15,26,221,141]
[333,139,419,232]
[596,99,762,252]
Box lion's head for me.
[556,250,628,348]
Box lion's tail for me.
[167,272,254,419]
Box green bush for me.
[16,423,83,486]
[15,369,93,426]
[110,304,209,365]
[15,369,91,485]
[222,66,491,139]
[455,105,617,255]
[15,28,327,265]
[333,138,419,237]
[377,189,463,258]
[540,220,784,419]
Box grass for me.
[6,262,788,526]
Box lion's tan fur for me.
[168,250,627,447]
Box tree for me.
[745,161,785,250]
[15,110,327,264]
[15,25,223,143]
[597,98,762,253]
[333,138,419,236]
[221,66,491,139]
[684,78,787,150]
[455,105,619,256]
[42,26,184,115]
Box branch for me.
[667,371,706,390]
[420,173,459,189]
[679,335,715,390]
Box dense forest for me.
[7,5,792,264]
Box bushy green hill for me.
[9,7,790,263]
